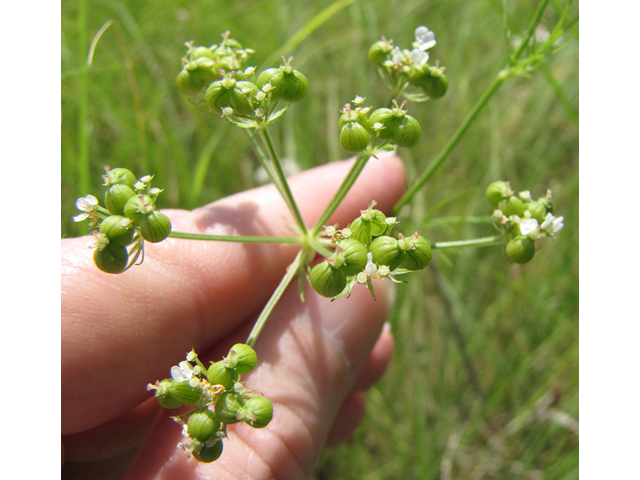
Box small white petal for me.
[365,252,377,278]
[541,213,554,231]
[520,219,539,235]
[171,365,186,381]
[73,213,89,222]
[410,49,429,66]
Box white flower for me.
[391,46,404,66]
[541,213,564,235]
[410,48,429,66]
[73,195,98,222]
[520,218,539,236]
[414,26,436,50]
[171,361,200,388]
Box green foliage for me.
[62,0,578,477]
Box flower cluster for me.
[72,167,172,274]
[368,25,448,102]
[147,344,273,463]
[310,201,432,300]
[338,97,422,154]
[177,31,308,129]
[486,181,564,264]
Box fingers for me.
[62,153,406,434]
[124,277,396,479]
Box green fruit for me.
[339,122,370,153]
[526,200,548,223]
[191,439,224,463]
[105,184,135,216]
[176,58,219,96]
[153,379,183,409]
[337,239,368,275]
[422,67,448,99]
[205,79,257,116]
[207,361,237,390]
[505,236,535,264]
[257,67,308,102]
[104,168,137,188]
[167,380,203,406]
[368,236,402,270]
[398,234,432,270]
[124,195,155,224]
[242,396,273,428]
[99,215,135,247]
[93,244,129,274]
[309,261,347,298]
[225,343,258,375]
[140,211,172,243]
[486,181,511,208]
[392,115,421,147]
[367,108,399,139]
[187,410,221,442]
[498,196,526,218]
[368,39,393,67]
[215,391,245,424]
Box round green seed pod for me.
[368,236,402,270]
[124,195,155,225]
[99,215,135,248]
[207,361,237,390]
[190,46,216,61]
[105,184,136,216]
[399,234,432,270]
[187,410,221,442]
[407,66,432,88]
[192,439,224,463]
[525,200,548,223]
[278,70,308,102]
[309,261,347,298]
[205,79,256,116]
[215,391,245,424]
[153,379,183,409]
[243,396,273,428]
[422,67,448,99]
[337,239,368,275]
[177,68,206,96]
[104,168,137,188]
[340,122,370,153]
[226,343,258,375]
[347,217,372,245]
[367,108,399,139]
[392,115,421,148]
[498,196,526,218]
[486,181,511,208]
[505,236,535,264]
[166,380,203,406]
[368,39,393,67]
[94,244,129,274]
[140,211,172,243]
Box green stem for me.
[311,152,370,236]
[260,128,308,235]
[431,235,503,250]
[391,0,552,215]
[246,250,305,347]
[169,231,301,244]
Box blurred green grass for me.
[62,0,578,478]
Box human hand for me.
[61,153,406,479]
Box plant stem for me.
[169,231,301,244]
[431,235,503,250]
[259,128,308,235]
[246,250,305,347]
[311,152,370,236]
[391,0,552,215]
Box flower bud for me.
[486,181,511,208]
[505,236,536,264]
[104,167,137,188]
[498,196,526,218]
[368,236,402,270]
[368,39,393,67]
[187,409,221,442]
[337,239,368,275]
[392,115,421,147]
[225,344,258,375]
[140,211,172,243]
[99,215,135,247]
[93,244,129,274]
[214,391,245,424]
[191,439,224,463]
[309,261,347,298]
[421,66,448,99]
[241,396,273,428]
[124,194,155,225]
[207,361,238,390]
[340,122,370,153]
[398,233,432,270]
[167,379,203,406]
[105,184,136,216]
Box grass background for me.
[61,0,578,478]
